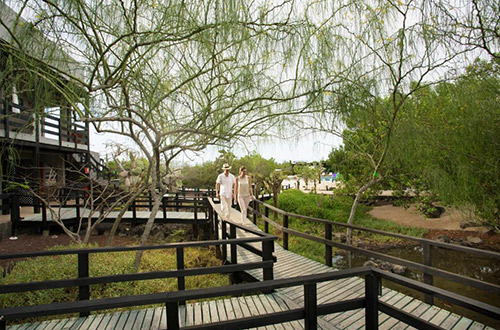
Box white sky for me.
[89,125,342,165]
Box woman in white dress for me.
[234,166,254,224]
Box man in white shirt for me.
[216,163,235,219]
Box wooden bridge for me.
[1,195,499,329]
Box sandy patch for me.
[369,204,486,231]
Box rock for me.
[466,236,483,244]
[460,221,478,229]
[427,206,445,218]
[363,260,378,268]
[153,231,165,241]
[379,262,392,271]
[437,235,451,243]
[392,265,406,275]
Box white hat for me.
[222,163,232,170]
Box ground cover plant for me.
[0,243,227,323]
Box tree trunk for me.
[134,192,163,270]
[346,178,380,245]
[106,187,147,246]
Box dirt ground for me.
[0,234,137,267]
[369,204,500,250]
[369,204,477,231]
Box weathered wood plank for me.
[223,298,236,321]
[140,308,155,330]
[216,298,228,322]
[185,304,194,327]
[204,300,216,323]
[193,302,203,325]
[104,311,123,330]
[467,321,485,330]
[122,310,139,330]
[451,317,474,330]
[201,301,211,324]
[149,307,163,330]
[429,309,451,327]
[131,309,146,329]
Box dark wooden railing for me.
[7,190,217,236]
[1,266,499,330]
[249,199,500,306]
[0,194,20,237]
[0,98,88,149]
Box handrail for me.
[253,199,500,259]
[250,198,500,305]
[0,236,274,260]
[1,267,499,329]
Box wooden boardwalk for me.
[6,206,493,329]
[221,206,492,330]
[19,209,207,223]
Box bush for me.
[273,189,426,237]
[276,189,369,223]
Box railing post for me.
[283,214,289,250]
[264,206,269,234]
[132,199,137,222]
[325,223,332,267]
[252,199,258,224]
[222,221,227,261]
[177,247,185,306]
[162,196,167,220]
[10,194,20,237]
[78,252,90,317]
[214,209,219,240]
[75,193,81,220]
[230,223,237,265]
[166,302,180,330]
[193,196,198,239]
[262,240,274,281]
[41,201,48,234]
[423,243,434,305]
[304,283,317,330]
[365,273,379,329]
[175,192,180,211]
[148,191,153,211]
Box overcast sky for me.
[89,125,342,165]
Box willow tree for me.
[3,0,333,267]
[286,0,498,244]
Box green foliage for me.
[390,58,500,227]
[181,152,282,191]
[0,244,227,313]
[274,189,426,236]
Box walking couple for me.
[215,163,254,224]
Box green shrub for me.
[272,189,426,237]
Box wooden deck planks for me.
[20,209,207,223]
[7,204,491,330]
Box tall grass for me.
[0,244,228,315]
[257,189,427,263]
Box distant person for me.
[235,166,254,224]
[216,163,235,219]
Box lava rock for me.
[392,265,406,275]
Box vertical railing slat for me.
[325,223,332,267]
[78,252,90,317]
[304,283,317,330]
[365,273,379,329]
[423,243,434,305]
